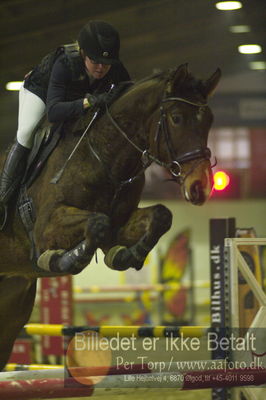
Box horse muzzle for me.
[181,160,213,205]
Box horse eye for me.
[171,114,182,125]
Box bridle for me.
[153,97,212,180]
[102,95,213,187]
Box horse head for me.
[146,64,221,205]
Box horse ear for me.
[167,63,189,94]
[173,63,189,84]
[202,68,222,98]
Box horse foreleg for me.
[36,206,111,274]
[104,204,172,271]
[0,276,36,370]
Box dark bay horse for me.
[0,64,221,369]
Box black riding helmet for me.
[78,20,120,64]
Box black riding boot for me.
[0,141,29,229]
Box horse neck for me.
[122,78,165,113]
[111,78,165,142]
[88,79,165,181]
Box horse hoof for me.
[104,245,144,271]
[104,245,129,270]
[86,213,111,247]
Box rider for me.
[0,20,130,229]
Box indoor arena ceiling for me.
[0,0,266,144]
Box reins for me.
[50,109,100,184]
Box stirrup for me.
[0,203,7,231]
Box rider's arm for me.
[46,56,87,123]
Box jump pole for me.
[22,324,208,338]
[0,368,265,399]
[0,364,151,381]
[73,282,210,293]
[74,283,183,293]
[0,360,227,381]
[4,363,63,372]
[0,377,93,399]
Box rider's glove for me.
[86,82,133,109]
[86,92,112,108]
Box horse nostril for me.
[191,180,205,205]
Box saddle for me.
[23,118,63,188]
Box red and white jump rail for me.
[0,360,227,381]
[0,368,265,399]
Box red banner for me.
[8,338,33,364]
[40,276,73,356]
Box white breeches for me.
[17,85,46,149]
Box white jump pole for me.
[0,368,265,399]
[0,359,227,381]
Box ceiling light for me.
[229,25,251,33]
[5,81,23,91]
[249,61,266,70]
[215,1,242,10]
[238,44,262,54]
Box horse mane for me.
[111,70,169,113]
[134,70,169,86]
[132,67,204,90]
[117,67,206,105]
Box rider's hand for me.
[86,92,112,108]
[85,82,133,109]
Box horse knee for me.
[152,204,172,234]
